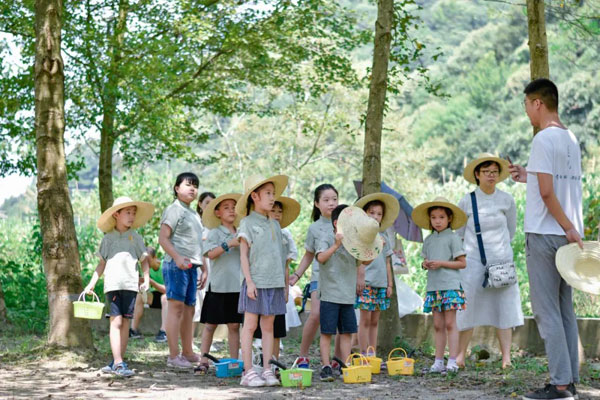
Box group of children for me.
[84,172,469,384]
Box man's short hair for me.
[524,78,559,111]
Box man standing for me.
[510,78,583,400]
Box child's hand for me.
[175,255,191,270]
[335,232,344,245]
[228,237,240,248]
[84,284,94,295]
[289,272,299,286]
[427,260,443,270]
[139,282,149,292]
[285,287,289,303]
[356,265,366,295]
[246,281,258,300]
[386,284,393,298]
[198,270,208,290]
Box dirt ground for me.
[2,334,600,400]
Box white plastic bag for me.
[394,275,422,318]
[285,295,302,331]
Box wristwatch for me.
[221,242,229,252]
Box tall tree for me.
[34,0,93,347]
[526,0,549,136]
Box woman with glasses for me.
[455,153,524,369]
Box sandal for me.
[193,363,210,375]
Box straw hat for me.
[235,174,288,217]
[273,196,301,229]
[354,192,400,232]
[337,206,384,262]
[556,241,600,295]
[411,197,467,230]
[202,193,242,229]
[463,153,511,185]
[97,196,155,233]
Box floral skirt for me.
[355,285,390,311]
[423,289,466,313]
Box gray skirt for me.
[238,280,286,316]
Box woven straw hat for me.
[273,196,301,229]
[556,241,600,295]
[463,153,511,185]
[97,196,155,233]
[235,174,288,217]
[337,206,384,262]
[202,193,242,229]
[411,197,467,230]
[354,192,400,232]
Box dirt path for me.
[2,336,600,399]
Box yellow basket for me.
[387,347,414,376]
[351,346,382,374]
[342,353,372,384]
[73,291,105,320]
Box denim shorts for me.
[309,280,318,294]
[320,300,357,335]
[163,259,198,306]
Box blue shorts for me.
[309,280,318,294]
[163,259,198,306]
[320,300,357,335]
[106,290,137,319]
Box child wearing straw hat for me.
[412,197,467,374]
[195,193,243,375]
[236,174,289,387]
[354,193,400,356]
[316,204,383,382]
[253,197,301,368]
[84,196,155,377]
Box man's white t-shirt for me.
[524,126,583,236]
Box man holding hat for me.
[510,78,583,400]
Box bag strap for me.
[470,191,490,288]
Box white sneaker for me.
[429,362,446,373]
[262,369,280,386]
[240,369,266,387]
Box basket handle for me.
[203,353,220,363]
[270,359,288,370]
[78,291,100,303]
[346,353,368,366]
[387,347,408,361]
[366,345,376,356]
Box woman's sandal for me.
[194,363,210,375]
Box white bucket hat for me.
[556,241,600,295]
[97,196,155,233]
[337,206,384,262]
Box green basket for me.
[279,358,313,388]
[73,291,105,320]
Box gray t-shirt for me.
[203,225,241,293]
[160,199,204,264]
[305,216,332,283]
[98,229,147,293]
[316,230,359,305]
[421,228,466,292]
[365,232,393,288]
[238,211,285,289]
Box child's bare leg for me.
[227,323,241,359]
[200,323,217,363]
[109,316,124,364]
[444,310,459,359]
[260,315,275,367]
[273,338,280,360]
[334,334,342,360]
[299,291,320,357]
[319,333,332,366]
[432,311,447,360]
[120,318,131,357]
[368,310,381,352]
[241,313,258,371]
[131,294,145,331]
[166,299,184,358]
[358,309,370,353]
[338,333,352,363]
[180,304,196,357]
[160,295,168,331]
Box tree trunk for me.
[98,0,129,212]
[361,0,397,354]
[526,0,549,135]
[35,0,93,348]
[0,279,7,325]
[362,0,393,197]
